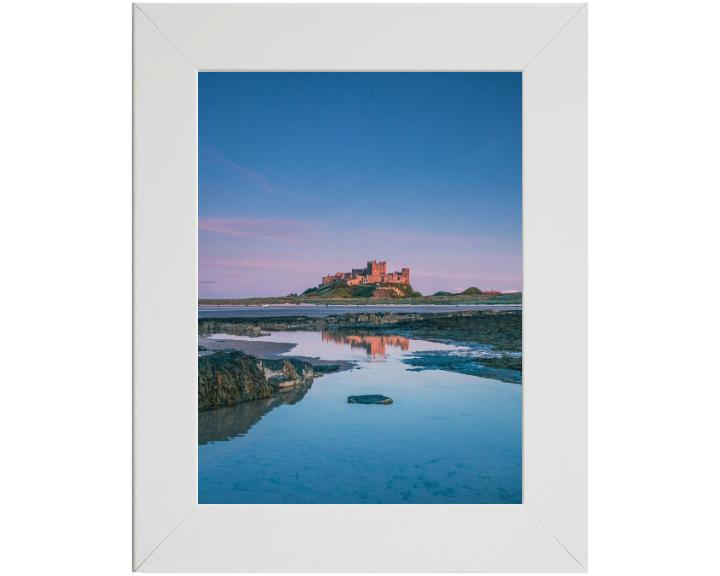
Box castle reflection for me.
[322,330,409,356]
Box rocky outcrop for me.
[372,286,404,298]
[347,395,393,405]
[198,350,275,412]
[198,322,269,338]
[198,350,317,412]
[259,357,315,388]
[199,309,507,334]
[403,350,522,384]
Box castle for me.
[321,261,410,287]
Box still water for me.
[198,330,522,504]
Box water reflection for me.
[198,329,522,504]
[322,330,409,356]
[199,380,312,445]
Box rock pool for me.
[198,330,521,504]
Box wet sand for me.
[198,337,356,371]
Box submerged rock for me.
[402,350,522,384]
[347,395,393,405]
[314,364,341,374]
[473,355,522,372]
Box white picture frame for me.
[133,3,587,572]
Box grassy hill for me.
[307,282,418,299]
[316,284,377,299]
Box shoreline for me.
[199,303,522,308]
[198,292,522,308]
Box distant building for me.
[321,260,410,287]
[484,290,502,296]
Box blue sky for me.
[199,72,522,298]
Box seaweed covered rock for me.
[198,350,275,412]
[473,355,522,371]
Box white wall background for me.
[1,1,717,574]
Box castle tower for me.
[366,260,387,276]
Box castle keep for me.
[321,261,410,288]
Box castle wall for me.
[367,261,386,276]
[320,261,410,289]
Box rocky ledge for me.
[198,322,269,338]
[198,350,340,412]
[403,350,522,384]
[259,357,315,389]
[198,309,516,335]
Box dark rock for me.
[473,355,522,371]
[198,351,318,412]
[198,350,275,412]
[313,364,341,374]
[198,345,207,351]
[403,351,522,384]
[347,395,393,405]
[199,321,269,338]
